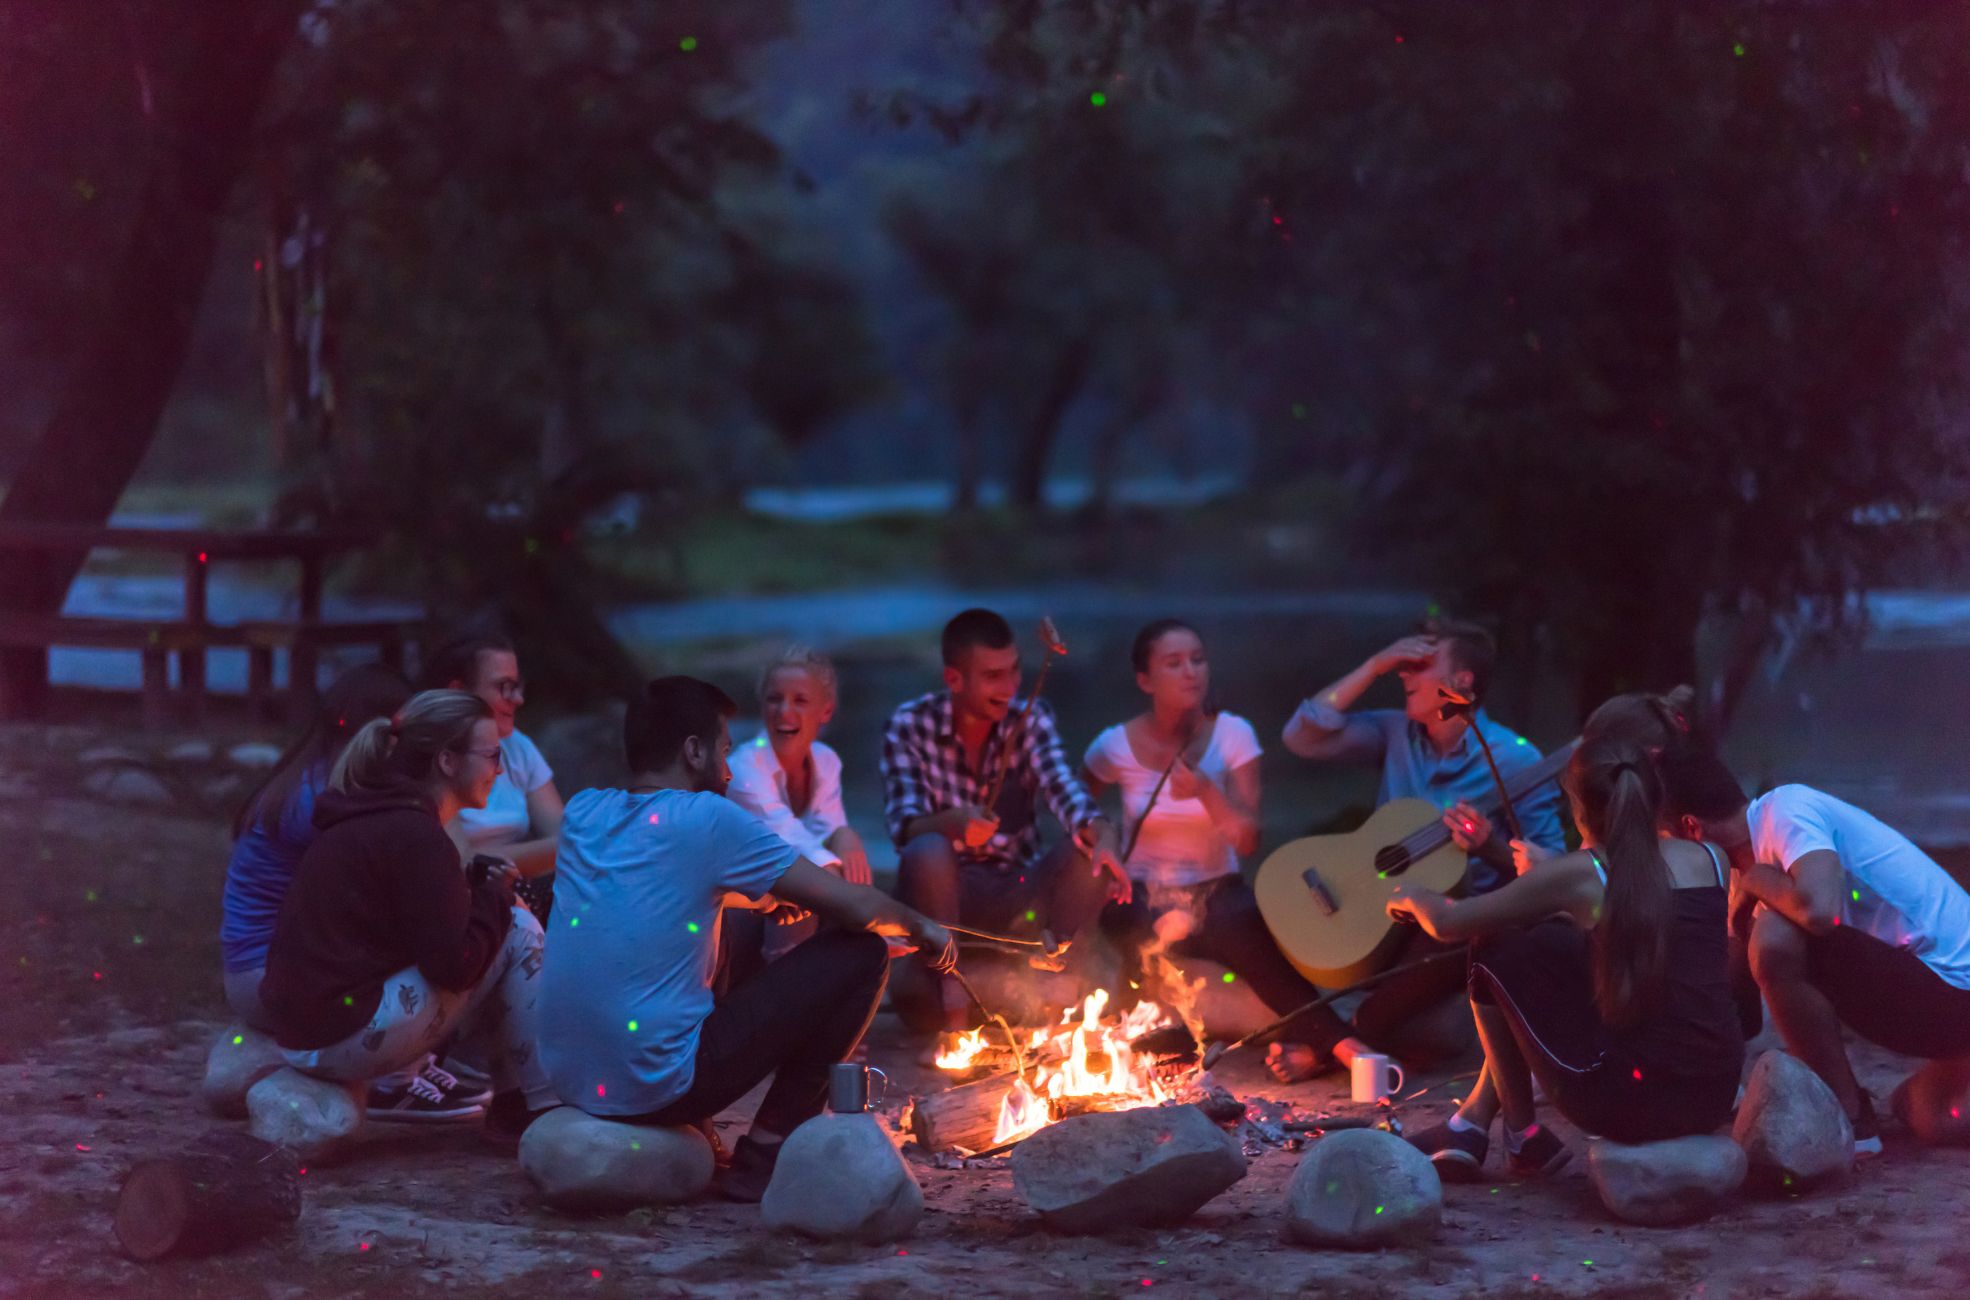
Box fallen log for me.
[115,1129,301,1261]
[911,1071,1019,1154]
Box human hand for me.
[1385,885,1447,939]
[955,805,1000,849]
[909,915,958,973]
[1167,758,1208,802]
[1510,839,1551,877]
[768,898,814,927]
[830,830,874,887]
[1374,635,1439,676]
[1444,801,1494,853]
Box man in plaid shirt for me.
[882,608,1125,1034]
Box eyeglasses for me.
[459,746,506,772]
[489,677,525,701]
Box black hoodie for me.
[260,781,513,1050]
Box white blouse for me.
[1084,713,1262,887]
[727,736,849,869]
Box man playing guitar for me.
[1270,617,1565,1088]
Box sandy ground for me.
[5,725,1970,1298]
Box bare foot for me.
[1265,1041,1325,1085]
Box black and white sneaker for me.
[424,1060,493,1109]
[1407,1121,1489,1183]
[367,1070,485,1124]
[1506,1124,1572,1176]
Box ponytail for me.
[328,689,490,793]
[1566,740,1673,1027]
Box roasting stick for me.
[976,617,1069,814]
[1197,949,1469,1070]
[946,965,1029,1080]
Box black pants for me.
[1285,928,1469,1057]
[629,929,889,1136]
[1100,876,1320,1019]
[1804,924,1970,1060]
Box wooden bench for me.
[0,525,421,726]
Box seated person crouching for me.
[259,689,559,1137]
[538,677,956,1202]
[1390,739,1745,1179]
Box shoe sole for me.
[1429,1150,1486,1184]
[367,1106,486,1124]
[1854,1135,1884,1158]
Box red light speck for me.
[597,1083,607,1097]
[197,551,208,564]
[92,971,102,981]
[896,1249,909,1256]
[648,813,660,824]
[74,1143,90,1152]
[591,1269,603,1279]
[1395,34,1405,43]
[1632,1068,1643,1081]
[358,1242,370,1252]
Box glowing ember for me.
[987,989,1176,1146]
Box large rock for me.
[1011,1104,1246,1233]
[762,1112,924,1242]
[1588,1135,1746,1226]
[246,1068,365,1164]
[201,1025,287,1119]
[1286,1128,1442,1249]
[1731,1051,1852,1190]
[518,1108,714,1210]
[1380,993,1480,1068]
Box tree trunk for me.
[114,1129,302,1262]
[0,0,298,711]
[1009,336,1093,512]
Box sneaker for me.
[482,1093,558,1150]
[1506,1124,1572,1176]
[715,1134,783,1202]
[424,1059,493,1109]
[1408,1121,1489,1183]
[367,1071,485,1124]
[1852,1089,1883,1158]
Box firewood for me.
[115,1129,301,1262]
[910,1071,1020,1154]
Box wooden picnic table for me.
[0,524,420,726]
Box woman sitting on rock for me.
[1391,737,1744,1178]
[259,689,561,1136]
[423,633,565,921]
[221,663,411,1031]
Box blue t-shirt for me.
[220,765,324,973]
[540,787,799,1116]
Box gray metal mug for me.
[828,1062,889,1113]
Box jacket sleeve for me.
[394,820,512,992]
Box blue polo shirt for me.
[1283,702,1565,893]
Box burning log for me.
[910,1070,1021,1154]
[114,1130,301,1261]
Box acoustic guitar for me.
[1253,737,1580,989]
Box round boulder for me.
[1286,1128,1442,1249]
[1011,1104,1246,1233]
[201,1025,288,1119]
[1731,1051,1852,1191]
[1588,1134,1746,1226]
[763,1112,924,1242]
[246,1068,365,1164]
[518,1108,714,1210]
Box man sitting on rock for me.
[881,608,1125,1039]
[1663,747,1970,1154]
[538,676,956,1201]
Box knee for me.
[1748,911,1808,986]
[899,833,956,881]
[508,905,545,946]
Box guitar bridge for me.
[1301,867,1340,917]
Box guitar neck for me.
[1403,735,1581,858]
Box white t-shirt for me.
[1748,784,1970,990]
[454,728,554,852]
[1084,713,1263,887]
[726,736,848,870]
[539,787,798,1115]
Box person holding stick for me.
[882,608,1125,1038]
[1083,619,1314,1018]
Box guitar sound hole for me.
[1374,845,1413,879]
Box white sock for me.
[1503,1122,1538,1154]
[1446,1114,1485,1136]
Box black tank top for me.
[1592,843,1746,1080]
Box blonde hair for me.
[757,645,838,706]
[329,689,492,793]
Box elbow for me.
[1231,823,1261,858]
[1801,906,1842,937]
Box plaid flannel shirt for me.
[880,691,1100,870]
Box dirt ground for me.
[5,723,1969,1299]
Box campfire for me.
[914,988,1195,1154]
